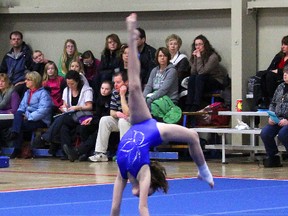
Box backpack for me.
[195,102,230,126]
[151,95,182,124]
[251,70,270,110]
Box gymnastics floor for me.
[1,177,288,215]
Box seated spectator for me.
[0,31,33,98]
[89,71,130,162]
[8,71,53,159]
[63,80,113,162]
[143,47,178,109]
[186,35,226,111]
[80,50,101,95]
[0,73,21,151]
[58,39,81,77]
[260,65,288,168]
[34,70,93,158]
[69,59,89,86]
[165,34,191,110]
[42,61,66,113]
[31,50,49,76]
[135,27,157,89]
[266,36,288,99]
[58,70,93,159]
[119,44,129,73]
[98,33,122,83]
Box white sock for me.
[197,162,214,186]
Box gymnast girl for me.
[110,13,214,216]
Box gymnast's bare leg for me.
[126,13,213,188]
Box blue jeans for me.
[260,124,288,157]
[12,111,47,149]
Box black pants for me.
[60,114,79,148]
[186,74,223,106]
[75,123,98,156]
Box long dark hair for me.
[150,161,169,193]
[65,70,83,92]
[190,34,221,63]
[278,35,288,57]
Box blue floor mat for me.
[1,178,288,216]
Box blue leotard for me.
[116,118,163,179]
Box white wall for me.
[257,8,288,70]
[0,10,231,71]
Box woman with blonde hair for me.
[8,71,53,158]
[58,39,81,77]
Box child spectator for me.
[58,39,81,77]
[69,59,89,86]
[42,61,66,113]
[31,50,49,76]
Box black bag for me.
[251,70,270,110]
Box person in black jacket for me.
[265,35,288,100]
[136,27,157,89]
[63,80,113,162]
[98,34,122,85]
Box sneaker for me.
[263,155,283,168]
[88,153,108,162]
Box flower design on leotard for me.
[119,129,149,165]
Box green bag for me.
[151,95,182,124]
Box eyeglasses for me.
[83,61,93,66]
[195,43,204,46]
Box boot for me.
[10,148,21,159]
[263,155,283,168]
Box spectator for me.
[0,31,33,98]
[8,71,53,159]
[259,35,288,107]
[136,27,157,89]
[34,70,93,157]
[31,50,49,76]
[63,80,113,162]
[119,44,129,73]
[165,34,191,109]
[98,33,122,84]
[260,65,288,168]
[143,47,178,109]
[58,70,93,159]
[0,73,21,150]
[89,71,130,162]
[80,50,101,98]
[186,34,226,111]
[58,39,81,77]
[69,59,89,86]
[42,61,65,113]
